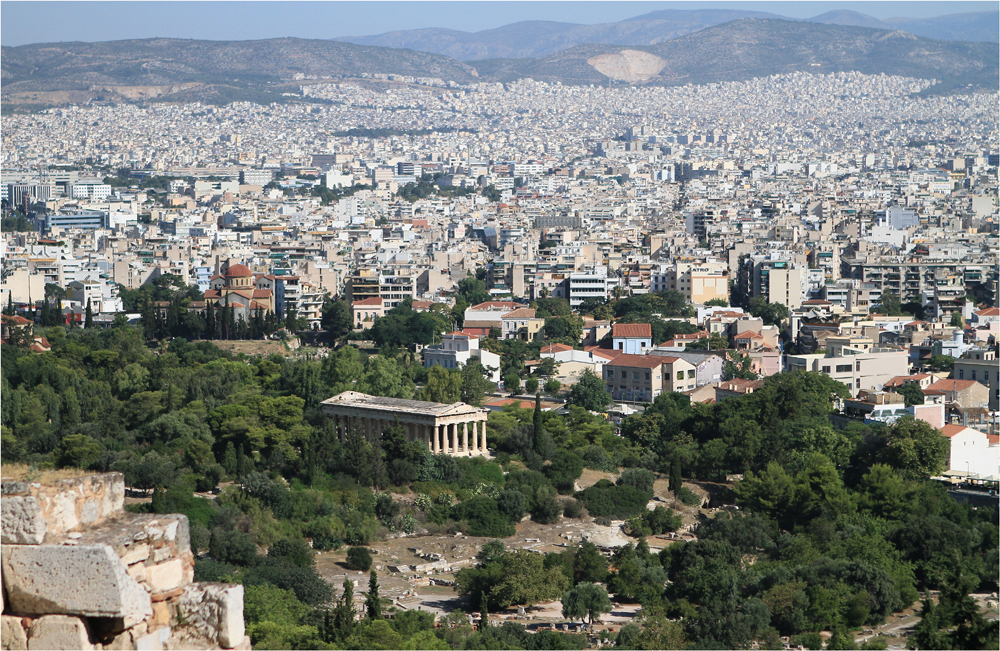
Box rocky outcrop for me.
[587,50,669,82]
[1,472,249,651]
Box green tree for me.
[561,582,612,629]
[321,299,353,339]
[544,378,562,395]
[573,542,609,584]
[347,546,373,571]
[705,297,729,307]
[55,434,101,469]
[460,361,495,406]
[334,576,357,639]
[524,377,539,393]
[872,417,949,480]
[418,365,462,403]
[893,382,925,407]
[365,570,382,620]
[84,298,94,329]
[567,370,611,412]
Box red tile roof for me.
[541,343,573,354]
[502,308,537,319]
[941,423,971,438]
[927,379,981,392]
[353,297,383,307]
[734,330,764,339]
[605,353,665,369]
[612,323,652,338]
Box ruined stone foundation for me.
[1,472,250,650]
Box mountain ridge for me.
[332,9,999,61]
[2,19,996,109]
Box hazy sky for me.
[1,1,994,46]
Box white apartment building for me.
[423,332,501,382]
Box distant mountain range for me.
[334,9,1000,60]
[1,17,996,109]
[471,19,998,91]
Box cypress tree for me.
[670,457,682,494]
[222,442,237,476]
[4,293,14,316]
[365,570,382,620]
[334,575,356,638]
[85,298,94,329]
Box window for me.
[856,361,861,372]
[607,369,614,379]
[959,370,964,379]
[822,366,831,373]
[677,371,684,381]
[633,372,640,380]
[836,364,852,373]
[621,371,627,379]
[687,370,696,378]
[618,342,624,350]
[645,372,651,381]
[971,371,976,381]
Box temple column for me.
[470,421,478,453]
[480,418,487,454]
[422,424,430,450]
[463,421,469,454]
[448,423,456,454]
[433,423,440,453]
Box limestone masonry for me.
[1,472,249,651]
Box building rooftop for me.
[321,391,481,417]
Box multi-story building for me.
[423,332,501,382]
[952,348,999,410]
[783,350,909,397]
[240,169,274,186]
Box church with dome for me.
[203,263,275,319]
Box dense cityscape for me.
[1,10,998,651]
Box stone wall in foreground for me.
[1,472,249,650]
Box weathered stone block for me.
[47,491,79,533]
[216,585,245,649]
[1,615,28,650]
[1,497,47,545]
[146,558,185,594]
[121,543,150,565]
[2,544,152,624]
[26,615,94,651]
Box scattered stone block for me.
[2,544,152,624]
[26,615,94,651]
[1,497,47,545]
[1,615,28,650]
[216,585,245,649]
[134,625,170,651]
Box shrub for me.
[243,557,333,606]
[545,449,585,494]
[389,458,417,486]
[594,516,612,526]
[268,539,314,567]
[626,506,681,537]
[209,528,258,566]
[577,480,652,520]
[532,485,563,524]
[346,546,373,571]
[581,445,614,472]
[563,498,584,519]
[451,496,515,538]
[497,488,528,522]
[525,378,539,393]
[617,468,655,493]
[677,487,701,507]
